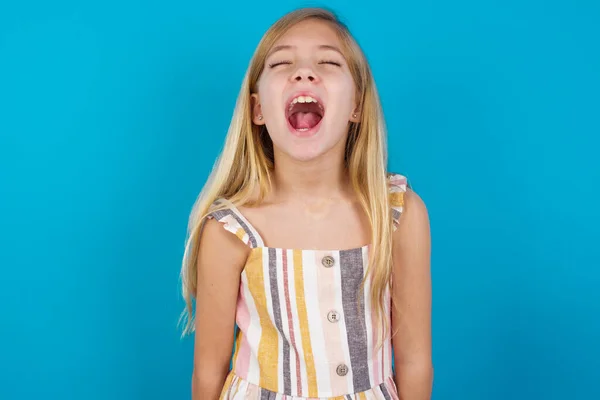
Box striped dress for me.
[208,174,408,399]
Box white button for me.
[322,256,335,268]
[336,363,349,376]
[327,310,340,323]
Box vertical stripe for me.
[240,270,261,382]
[233,376,242,398]
[384,289,392,376]
[380,306,386,386]
[233,283,251,377]
[379,382,393,400]
[268,248,286,393]
[245,248,279,390]
[286,250,304,395]
[293,249,318,397]
[362,246,376,386]
[317,251,349,395]
[282,250,300,395]
[371,292,382,385]
[333,251,354,392]
[275,249,291,394]
[381,340,386,387]
[231,328,243,373]
[261,247,278,390]
[340,248,371,392]
[388,298,394,376]
[358,391,367,400]
[302,250,331,392]
[387,376,400,400]
[272,251,284,394]
[218,372,234,400]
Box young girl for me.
[180,7,432,400]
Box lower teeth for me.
[297,128,309,132]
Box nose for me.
[291,66,318,83]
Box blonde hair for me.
[180,7,394,346]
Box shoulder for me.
[387,172,409,209]
[402,189,429,228]
[387,172,429,233]
[198,199,250,271]
[205,198,254,247]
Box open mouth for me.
[285,94,324,134]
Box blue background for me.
[1,0,599,399]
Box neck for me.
[272,155,350,202]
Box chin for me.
[278,141,336,163]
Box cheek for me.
[328,76,357,110]
[258,82,284,118]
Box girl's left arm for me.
[391,189,433,400]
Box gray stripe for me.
[340,248,371,392]
[259,387,278,400]
[210,208,258,248]
[259,387,270,400]
[346,395,354,400]
[380,382,393,400]
[392,208,401,225]
[269,248,291,395]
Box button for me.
[321,255,335,268]
[327,310,340,323]
[336,363,349,376]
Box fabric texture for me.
[207,173,408,399]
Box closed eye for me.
[318,60,342,67]
[268,60,292,68]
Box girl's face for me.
[252,19,360,163]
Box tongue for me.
[291,112,321,130]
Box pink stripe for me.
[371,304,382,384]
[381,336,386,383]
[388,376,400,400]
[386,292,393,376]
[234,282,250,378]
[282,251,302,396]
[387,335,393,375]
[315,251,346,395]
[381,292,387,376]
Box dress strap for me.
[388,173,408,231]
[206,198,265,248]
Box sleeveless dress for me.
[207,173,408,400]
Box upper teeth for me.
[289,95,320,111]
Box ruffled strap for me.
[388,173,408,231]
[206,198,265,248]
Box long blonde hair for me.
[180,8,394,345]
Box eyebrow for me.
[267,44,344,57]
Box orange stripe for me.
[217,372,234,400]
[235,227,246,242]
[234,376,241,395]
[359,391,367,400]
[389,191,404,206]
[293,250,318,397]
[231,328,242,370]
[245,248,279,390]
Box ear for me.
[349,106,361,123]
[250,93,265,125]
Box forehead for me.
[273,19,342,49]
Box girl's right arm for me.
[192,218,249,400]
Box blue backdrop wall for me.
[1,1,598,399]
